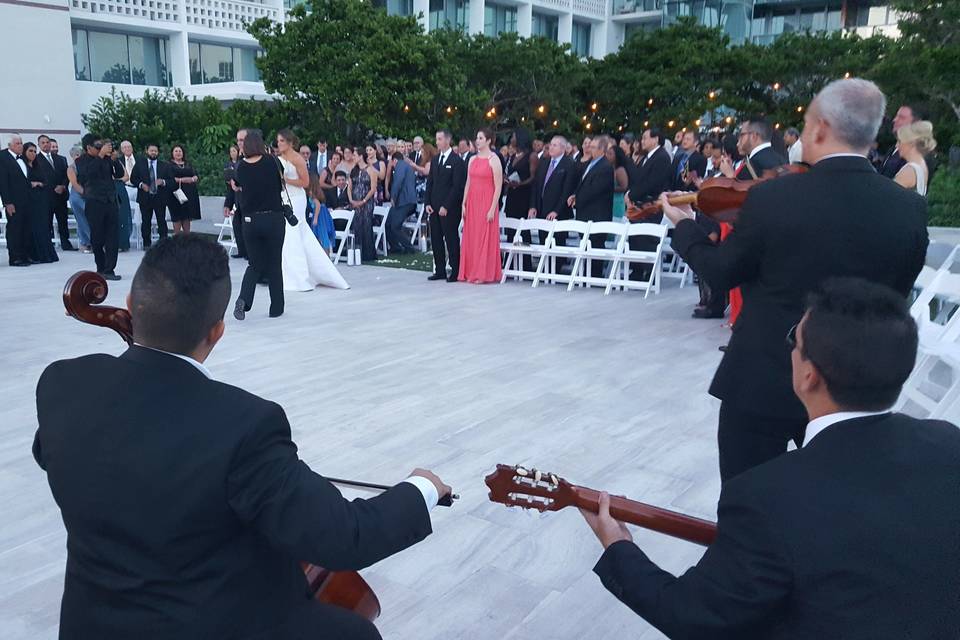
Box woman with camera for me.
[233,129,286,320]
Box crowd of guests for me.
[1,133,203,278]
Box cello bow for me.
[485,464,717,547]
[61,270,387,621]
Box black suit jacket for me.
[627,147,673,224]
[51,153,69,202]
[425,151,466,216]
[529,155,576,219]
[671,156,928,419]
[0,149,31,208]
[326,186,351,210]
[129,157,172,206]
[33,346,432,639]
[671,150,707,191]
[574,157,614,222]
[594,413,960,639]
[879,146,905,179]
[739,145,785,180]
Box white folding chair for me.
[532,220,590,288]
[502,219,553,284]
[403,203,426,250]
[500,217,525,281]
[567,221,628,293]
[215,219,237,256]
[659,217,693,287]
[330,209,355,265]
[606,222,667,298]
[372,205,390,256]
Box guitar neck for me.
[571,486,716,547]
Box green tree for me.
[249,0,461,142]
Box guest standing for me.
[425,129,467,281]
[458,129,503,284]
[23,142,58,263]
[387,151,417,254]
[38,134,74,250]
[66,146,91,253]
[112,149,132,252]
[606,145,631,221]
[233,129,285,320]
[76,135,123,279]
[167,145,201,234]
[879,104,924,178]
[130,144,170,248]
[366,145,386,205]
[119,141,139,251]
[529,135,577,268]
[893,121,936,196]
[0,134,32,266]
[503,129,538,265]
[348,150,378,263]
[568,136,614,276]
[319,152,341,193]
[224,131,248,259]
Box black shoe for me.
[232,253,246,259]
[427,273,446,281]
[101,272,121,281]
[234,299,246,321]
[446,275,459,283]
[718,345,728,353]
[62,244,77,251]
[692,308,725,319]
[11,261,30,267]
[268,311,283,318]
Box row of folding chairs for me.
[897,243,960,420]
[372,204,427,257]
[499,218,669,297]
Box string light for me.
[796,105,804,113]
[445,106,453,114]
[844,72,851,79]
[695,119,701,127]
[537,104,547,114]
[667,120,675,128]
[552,120,559,127]
[618,125,624,132]
[773,82,781,91]
[591,102,598,111]
[582,115,588,121]
[403,104,410,113]
[647,98,654,106]
[775,123,781,129]
[585,122,592,130]
[725,116,733,124]
[708,91,716,100]
[643,120,649,127]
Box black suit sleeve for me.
[560,163,578,217]
[424,159,435,206]
[577,162,614,204]
[593,481,792,639]
[227,402,432,571]
[445,156,466,212]
[529,163,545,212]
[0,157,10,205]
[690,153,707,182]
[670,188,767,292]
[898,198,929,296]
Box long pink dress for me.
[458,155,502,283]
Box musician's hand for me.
[409,468,452,503]
[660,192,695,225]
[580,491,632,549]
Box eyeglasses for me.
[786,323,798,350]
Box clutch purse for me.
[173,188,188,204]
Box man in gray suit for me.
[386,152,417,254]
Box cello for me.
[626,164,808,224]
[62,270,457,623]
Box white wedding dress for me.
[279,156,350,292]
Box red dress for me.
[458,156,502,283]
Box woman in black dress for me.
[503,129,538,260]
[23,142,59,263]
[167,144,201,234]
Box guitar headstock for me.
[484,464,577,513]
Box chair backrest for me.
[372,205,389,222]
[626,222,667,240]
[331,209,355,234]
[551,220,589,235]
[586,221,629,251]
[520,218,555,238]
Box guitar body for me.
[302,564,382,622]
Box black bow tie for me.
[16,154,23,160]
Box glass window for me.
[484,3,517,36]
[531,12,559,41]
[89,30,130,84]
[129,35,165,86]
[826,8,841,29]
[233,47,261,82]
[189,42,201,85]
[200,43,234,83]
[719,0,752,44]
[73,29,90,81]
[430,0,469,30]
[571,21,591,57]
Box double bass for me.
[626,164,808,224]
[62,270,458,623]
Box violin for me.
[626,164,808,224]
[62,270,461,622]
[486,464,717,546]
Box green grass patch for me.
[369,252,435,272]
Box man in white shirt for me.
[581,277,960,639]
[784,127,803,164]
[314,139,328,175]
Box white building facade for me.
[0,0,900,148]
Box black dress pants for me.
[139,194,168,247]
[233,205,247,258]
[386,203,415,253]
[50,194,72,247]
[85,198,119,274]
[430,208,461,277]
[717,401,807,483]
[239,211,285,316]
[5,202,31,264]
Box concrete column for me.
[469,0,486,35]
[558,12,573,45]
[517,2,533,37]
[168,31,192,88]
[414,0,430,30]
[591,19,608,57]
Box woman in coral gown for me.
[458,128,503,284]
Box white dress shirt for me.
[134,344,440,511]
[9,148,27,177]
[645,145,662,162]
[748,141,772,159]
[803,410,889,447]
[788,140,803,164]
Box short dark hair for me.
[81,133,98,149]
[901,103,929,122]
[48,137,58,144]
[436,128,453,142]
[242,129,267,157]
[744,116,774,142]
[130,234,231,354]
[38,134,50,143]
[645,127,663,145]
[334,170,347,179]
[391,151,404,161]
[477,128,494,144]
[800,278,917,411]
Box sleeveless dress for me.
[279,156,350,292]
[907,161,927,196]
[167,162,201,221]
[458,155,502,284]
[351,167,377,262]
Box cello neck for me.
[571,486,716,547]
[665,193,698,208]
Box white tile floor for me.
[0,251,729,639]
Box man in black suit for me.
[129,142,170,249]
[625,128,674,281]
[37,134,75,251]
[327,171,351,210]
[34,235,451,640]
[0,134,32,266]
[734,116,786,180]
[76,135,124,279]
[223,128,248,259]
[879,103,924,178]
[425,129,467,282]
[582,278,960,638]
[661,78,928,482]
[528,135,576,267]
[671,130,707,192]
[568,136,614,276]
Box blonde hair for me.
[897,120,937,154]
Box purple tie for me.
[543,158,557,194]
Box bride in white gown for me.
[276,130,350,292]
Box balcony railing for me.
[612,0,661,15]
[70,0,180,23]
[184,0,280,31]
[572,0,606,17]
